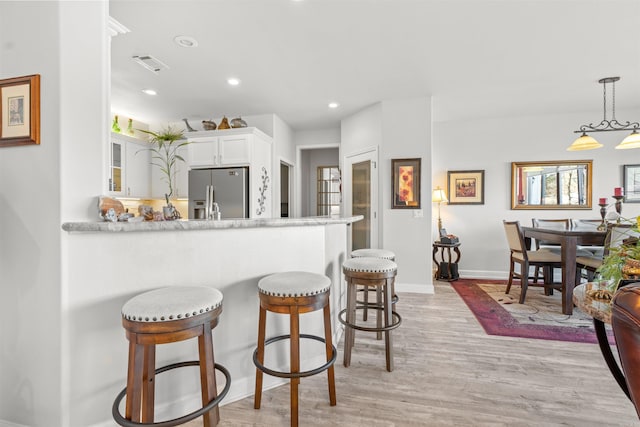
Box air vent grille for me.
[132,55,169,74]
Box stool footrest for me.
[338,308,402,333]
[253,334,337,379]
[112,361,231,427]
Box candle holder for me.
[598,203,608,231]
[613,195,624,222]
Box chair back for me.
[503,220,527,258]
[571,219,603,230]
[608,224,640,254]
[611,283,640,418]
[532,218,570,249]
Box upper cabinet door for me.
[125,140,150,198]
[218,134,251,165]
[188,139,219,168]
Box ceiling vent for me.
[132,55,169,74]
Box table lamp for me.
[432,186,448,231]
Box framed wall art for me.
[447,170,485,205]
[623,164,640,203]
[391,158,421,209]
[0,74,40,147]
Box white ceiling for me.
[109,0,640,131]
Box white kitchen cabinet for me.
[187,132,251,167]
[186,127,273,217]
[108,133,150,198]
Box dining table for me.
[521,225,607,315]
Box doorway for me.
[280,161,291,218]
[344,148,378,250]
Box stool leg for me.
[363,286,369,321]
[199,323,220,427]
[141,344,155,422]
[290,306,300,427]
[383,278,394,372]
[343,278,357,367]
[125,338,144,422]
[376,286,383,340]
[323,301,337,406]
[254,305,267,409]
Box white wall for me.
[341,98,433,289]
[433,109,640,279]
[0,1,108,426]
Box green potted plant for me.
[139,125,188,219]
[595,218,640,294]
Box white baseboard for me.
[458,270,509,280]
[396,282,434,294]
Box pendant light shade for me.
[570,77,640,150]
[615,131,640,149]
[567,132,603,151]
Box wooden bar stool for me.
[253,271,337,427]
[350,248,398,338]
[340,257,401,372]
[112,286,231,427]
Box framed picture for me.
[447,170,485,205]
[0,74,40,147]
[623,164,640,203]
[391,158,421,209]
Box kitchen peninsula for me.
[61,215,360,424]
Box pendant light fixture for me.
[568,77,640,151]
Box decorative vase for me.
[112,115,121,133]
[202,120,217,130]
[218,116,231,130]
[127,118,135,136]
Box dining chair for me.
[531,218,571,250]
[576,223,640,283]
[503,220,562,303]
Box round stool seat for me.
[258,271,331,297]
[122,286,223,323]
[351,248,395,260]
[343,257,397,274]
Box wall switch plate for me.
[413,209,423,218]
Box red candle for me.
[614,187,624,196]
[599,197,607,205]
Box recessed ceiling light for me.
[227,77,241,86]
[174,35,198,48]
[142,89,157,96]
[328,102,340,109]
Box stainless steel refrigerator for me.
[188,167,249,219]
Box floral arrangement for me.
[595,216,640,292]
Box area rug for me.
[450,279,615,344]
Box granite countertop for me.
[62,215,363,233]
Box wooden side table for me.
[432,241,461,281]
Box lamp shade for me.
[615,131,640,149]
[432,187,448,203]
[567,132,603,151]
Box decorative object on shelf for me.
[0,74,40,147]
[623,164,640,203]
[126,118,135,136]
[256,166,270,216]
[218,116,231,130]
[230,116,247,128]
[182,118,196,132]
[98,196,125,220]
[391,158,421,209]
[447,169,484,205]
[569,77,640,151]
[112,115,121,133]
[432,186,448,231]
[138,205,154,221]
[202,119,216,131]
[598,198,608,231]
[138,126,188,218]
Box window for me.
[317,166,341,216]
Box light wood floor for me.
[187,281,638,426]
